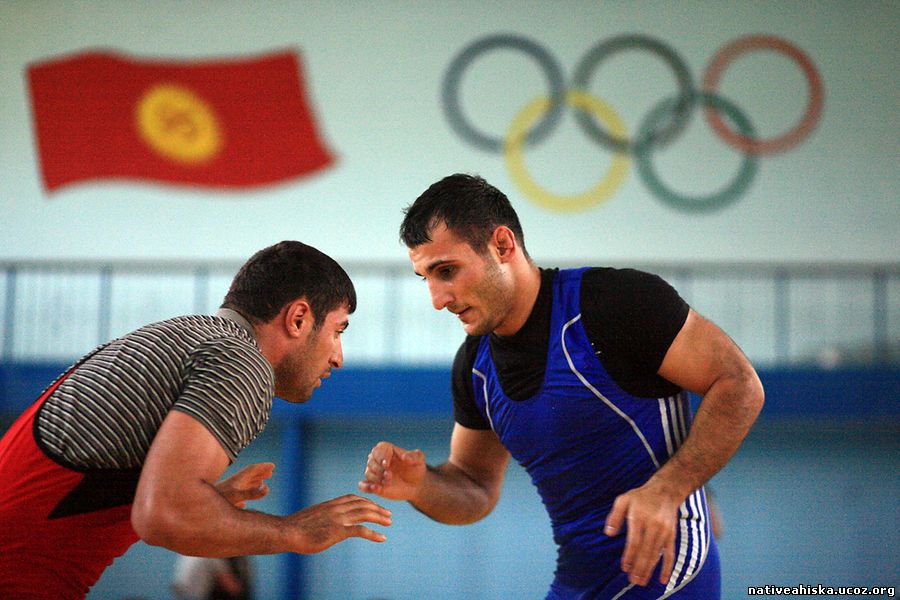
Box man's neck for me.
[216,308,258,341]
[494,262,542,337]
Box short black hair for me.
[222,241,356,327]
[399,173,528,257]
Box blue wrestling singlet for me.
[471,268,720,599]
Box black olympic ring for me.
[571,34,694,153]
[441,33,823,213]
[442,33,695,154]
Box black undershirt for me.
[452,267,689,429]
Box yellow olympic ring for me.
[504,90,630,213]
[136,84,223,165]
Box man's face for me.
[409,223,514,336]
[275,304,348,403]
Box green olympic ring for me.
[636,91,758,213]
[441,33,823,214]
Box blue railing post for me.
[281,417,309,600]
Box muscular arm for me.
[605,309,764,585]
[412,425,511,524]
[360,424,510,525]
[652,309,765,498]
[133,410,392,557]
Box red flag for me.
[27,49,335,192]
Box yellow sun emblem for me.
[136,84,223,164]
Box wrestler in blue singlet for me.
[470,269,720,599]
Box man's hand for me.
[604,480,684,586]
[357,441,426,501]
[288,494,392,553]
[216,462,275,509]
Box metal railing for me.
[2,259,898,367]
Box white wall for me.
[1,0,898,264]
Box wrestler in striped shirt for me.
[0,241,393,600]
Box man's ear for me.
[283,299,312,338]
[492,226,517,262]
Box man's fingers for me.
[627,546,655,586]
[626,528,670,586]
[337,496,392,542]
[234,483,269,502]
[345,506,393,528]
[604,496,627,537]
[401,449,423,464]
[606,484,682,587]
[365,453,384,478]
[348,525,387,543]
[659,543,676,584]
[619,517,642,575]
[365,443,402,480]
[291,494,393,554]
[362,443,418,492]
[335,493,392,518]
[237,462,275,484]
[248,461,275,475]
[357,480,381,494]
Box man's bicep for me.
[132,410,234,545]
[137,410,231,497]
[658,309,754,396]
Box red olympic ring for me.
[702,34,824,155]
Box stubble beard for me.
[274,328,321,403]
[465,259,514,337]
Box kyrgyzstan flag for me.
[27,49,335,192]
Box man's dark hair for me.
[399,173,528,257]
[222,241,356,327]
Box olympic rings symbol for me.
[441,33,824,213]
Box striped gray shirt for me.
[36,309,275,469]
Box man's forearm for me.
[137,483,390,557]
[134,481,294,557]
[409,463,499,525]
[651,370,764,500]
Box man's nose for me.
[331,338,344,369]
[429,281,453,311]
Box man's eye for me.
[439,267,453,279]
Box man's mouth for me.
[452,306,470,317]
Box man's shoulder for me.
[131,314,255,343]
[129,314,228,334]
[580,265,660,283]
[117,315,267,372]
